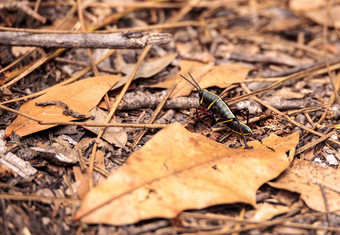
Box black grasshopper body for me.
[198,89,252,136]
[180,73,253,147]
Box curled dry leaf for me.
[112,53,177,90]
[269,158,340,213]
[5,75,119,138]
[74,122,299,225]
[84,107,127,148]
[121,53,177,79]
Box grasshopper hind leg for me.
[233,119,253,149]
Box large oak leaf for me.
[74,122,299,225]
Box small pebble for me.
[314,158,322,164]
[326,154,338,166]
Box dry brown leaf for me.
[149,60,213,98]
[289,0,326,13]
[112,53,177,90]
[269,158,340,213]
[199,64,252,89]
[6,75,119,137]
[84,107,127,148]
[303,6,340,28]
[74,122,299,225]
[121,53,177,78]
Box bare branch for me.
[0,31,172,49]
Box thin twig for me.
[26,0,241,8]
[1,49,66,89]
[179,210,340,234]
[0,48,36,75]
[0,193,80,203]
[131,83,176,148]
[40,121,167,129]
[0,104,40,122]
[0,6,140,89]
[76,149,87,173]
[319,184,333,230]
[296,131,335,155]
[300,70,340,141]
[226,57,340,104]
[88,45,152,188]
[84,159,111,178]
[0,49,116,104]
[0,1,46,23]
[308,176,340,195]
[77,0,101,80]
[0,21,202,34]
[324,3,340,105]
[239,83,340,147]
[0,103,167,129]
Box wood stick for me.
[0,31,172,49]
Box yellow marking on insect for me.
[217,119,234,124]
[218,119,252,135]
[207,98,218,110]
[224,125,252,135]
[203,90,234,114]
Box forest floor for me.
[0,0,340,234]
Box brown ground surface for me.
[0,0,340,234]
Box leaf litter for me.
[2,0,340,234]
[74,122,299,225]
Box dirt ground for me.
[0,0,340,234]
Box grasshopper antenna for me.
[188,72,202,90]
[180,74,200,91]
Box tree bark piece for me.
[0,31,172,49]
